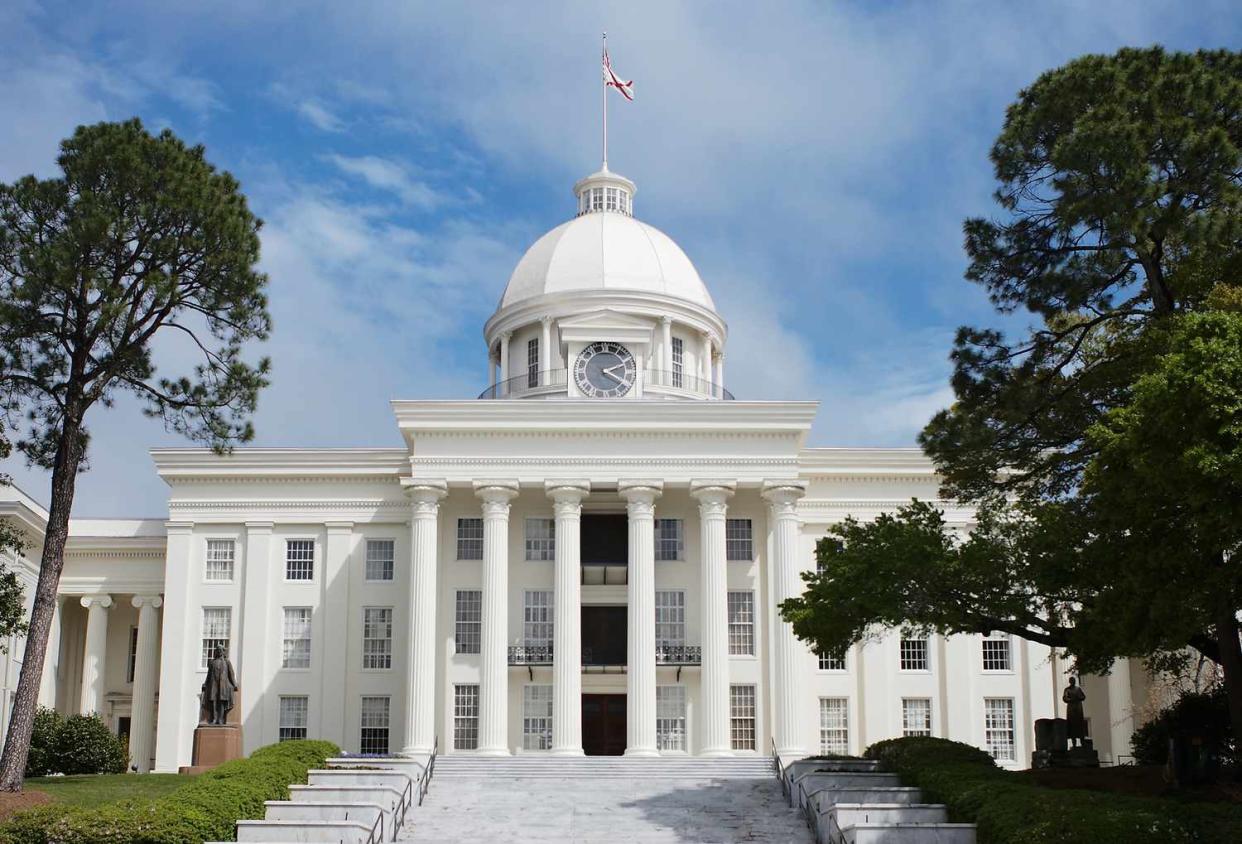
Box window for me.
[819,698,850,755]
[817,648,846,671]
[286,539,315,581]
[525,518,555,561]
[899,635,929,671]
[527,337,539,388]
[282,607,312,669]
[984,698,1016,761]
[205,539,235,581]
[727,591,755,655]
[672,337,684,387]
[522,685,553,750]
[655,591,686,647]
[457,518,484,560]
[454,685,480,750]
[523,591,553,648]
[365,539,395,582]
[730,685,756,750]
[363,608,393,669]
[590,188,604,212]
[902,698,932,737]
[656,686,687,751]
[455,590,482,654]
[200,608,231,668]
[982,631,1012,671]
[725,519,753,561]
[605,187,619,211]
[360,696,390,755]
[654,519,683,561]
[126,627,139,683]
[279,696,308,741]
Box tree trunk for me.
[0,416,85,792]
[1215,609,1242,781]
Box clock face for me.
[573,341,636,398]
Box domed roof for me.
[498,169,716,312]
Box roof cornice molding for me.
[151,447,408,481]
[484,290,727,347]
[798,447,940,477]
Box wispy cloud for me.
[296,99,344,132]
[326,154,444,209]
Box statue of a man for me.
[201,647,238,726]
[1063,676,1087,747]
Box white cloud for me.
[296,99,344,132]
[326,154,444,209]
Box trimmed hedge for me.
[24,710,126,777]
[0,739,338,844]
[864,736,1242,844]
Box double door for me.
[582,693,626,756]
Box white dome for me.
[499,211,716,311]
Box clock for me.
[573,341,637,398]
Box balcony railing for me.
[655,644,702,665]
[645,369,734,400]
[507,643,702,666]
[509,644,553,664]
[477,367,733,400]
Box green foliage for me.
[23,709,63,778]
[864,737,1242,843]
[1131,688,1236,766]
[0,739,338,844]
[52,715,126,776]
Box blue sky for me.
[2,1,1240,516]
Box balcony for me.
[655,644,702,665]
[477,367,733,400]
[506,644,702,667]
[581,562,626,586]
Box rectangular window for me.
[126,627,138,683]
[365,539,395,582]
[524,518,555,561]
[457,518,484,561]
[527,337,539,388]
[522,685,553,750]
[817,648,846,671]
[605,187,619,211]
[362,607,393,669]
[278,696,308,742]
[205,539,235,581]
[902,698,932,737]
[282,607,312,669]
[655,591,686,647]
[819,697,850,755]
[730,684,756,750]
[523,590,553,648]
[654,519,683,561]
[727,591,755,655]
[454,684,480,750]
[360,696,390,755]
[899,635,929,671]
[286,539,315,581]
[200,607,231,669]
[672,337,684,387]
[725,519,753,561]
[455,590,482,654]
[982,631,1012,671]
[984,698,1016,761]
[656,686,687,751]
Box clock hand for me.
[601,363,629,383]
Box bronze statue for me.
[201,647,238,726]
[1063,676,1087,747]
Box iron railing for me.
[508,644,554,664]
[646,368,734,400]
[416,736,437,807]
[478,368,567,399]
[655,644,702,665]
[508,643,702,666]
[477,367,733,400]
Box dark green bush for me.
[862,736,1242,844]
[53,714,127,775]
[24,708,64,778]
[0,739,339,844]
[1131,687,1235,767]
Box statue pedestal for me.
[181,724,243,774]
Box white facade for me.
[1,166,1144,772]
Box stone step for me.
[434,756,775,779]
[327,756,427,776]
[783,758,879,784]
[807,787,924,816]
[795,772,904,809]
[307,768,413,790]
[263,801,386,840]
[818,804,950,843]
[236,818,375,843]
[842,823,977,844]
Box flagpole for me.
[601,32,608,170]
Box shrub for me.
[24,709,64,778]
[1131,687,1235,767]
[53,714,127,775]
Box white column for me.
[320,521,354,745]
[621,480,662,756]
[402,480,447,756]
[499,331,512,386]
[475,480,519,755]
[763,480,808,757]
[488,350,497,389]
[38,597,63,709]
[541,317,553,380]
[691,480,735,756]
[700,334,712,383]
[660,316,673,374]
[154,521,195,772]
[78,594,113,715]
[129,595,163,773]
[547,479,590,755]
[239,521,273,753]
[1107,658,1135,762]
[714,352,724,391]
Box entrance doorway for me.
[582,694,626,756]
[581,605,626,666]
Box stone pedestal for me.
[183,725,243,774]
[1032,718,1098,768]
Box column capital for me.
[131,595,164,610]
[540,315,554,326]
[403,478,449,510]
[473,479,520,504]
[80,594,113,610]
[690,479,736,509]
[762,479,808,512]
[660,315,673,326]
[500,329,513,341]
[545,479,591,502]
[619,480,662,513]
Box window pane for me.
[654,519,683,561]
[522,685,554,750]
[656,686,687,751]
[201,607,231,669]
[730,685,756,750]
[654,591,685,648]
[523,590,553,649]
[725,519,753,561]
[454,685,480,750]
[727,591,755,655]
[672,337,684,387]
[899,636,929,671]
[525,518,555,561]
[205,539,235,581]
[279,696,308,741]
[984,698,1015,761]
[360,696,390,755]
[818,647,846,671]
[282,607,312,669]
[457,518,484,560]
[902,698,932,737]
[363,607,394,669]
[982,632,1012,671]
[286,539,315,581]
[527,337,540,388]
[366,539,395,581]
[456,590,482,654]
[819,698,849,754]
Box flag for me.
[603,48,634,101]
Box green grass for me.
[23,774,193,808]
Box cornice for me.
[151,447,408,480]
[170,499,410,513]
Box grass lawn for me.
[23,773,194,808]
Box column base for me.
[550,747,585,756]
[476,747,512,757]
[700,747,734,758]
[400,745,435,757]
[624,747,659,757]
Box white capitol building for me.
[0,164,1144,774]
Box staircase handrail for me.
[417,736,438,806]
[361,806,384,844]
